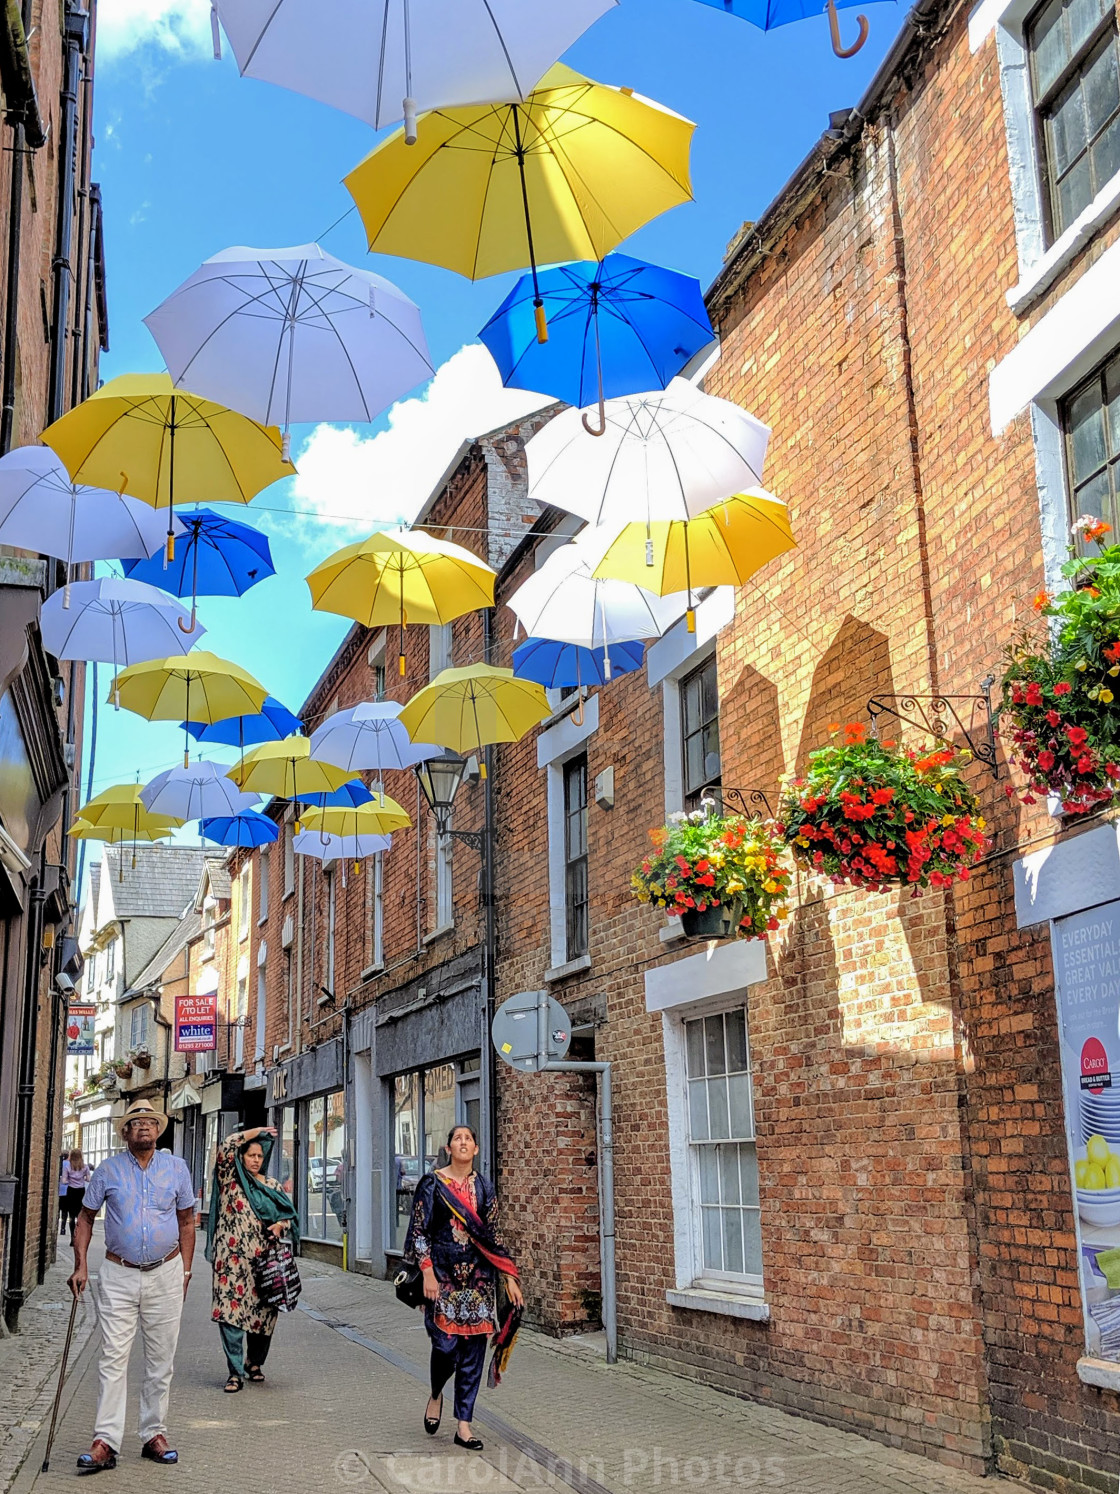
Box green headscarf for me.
[205,1130,300,1264]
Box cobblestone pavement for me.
[5,1232,1013,1494]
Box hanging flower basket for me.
[131,1049,152,1070]
[631,808,791,939]
[1000,518,1120,815]
[114,1061,133,1079]
[779,723,988,892]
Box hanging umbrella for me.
[479,254,714,436]
[226,734,355,801]
[112,651,269,767]
[299,795,412,837]
[590,490,796,611]
[68,819,174,845]
[293,779,375,808]
[200,812,279,848]
[72,785,184,874]
[309,701,442,777]
[526,379,770,526]
[398,664,550,772]
[692,0,872,59]
[184,695,302,752]
[141,761,261,822]
[212,0,614,140]
[41,373,295,563]
[507,540,686,666]
[40,579,205,708]
[294,829,391,860]
[306,528,496,675]
[0,446,173,603]
[143,245,433,456]
[512,637,645,689]
[344,64,694,340]
[121,507,275,632]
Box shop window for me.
[684,1008,762,1285]
[681,656,721,807]
[1028,0,1120,239]
[389,1057,479,1252]
[1063,346,1120,535]
[275,1104,296,1200]
[563,755,588,961]
[305,1091,346,1243]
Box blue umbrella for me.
[512,638,646,690]
[121,506,275,630]
[294,779,374,808]
[183,695,302,752]
[200,812,279,848]
[480,255,714,437]
[691,0,874,57]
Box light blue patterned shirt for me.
[83,1149,194,1265]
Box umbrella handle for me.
[580,302,605,435]
[828,0,869,56]
[403,97,418,145]
[177,602,197,635]
[581,399,607,437]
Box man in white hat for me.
[68,1100,196,1474]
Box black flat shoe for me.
[423,1394,443,1435]
[454,1434,484,1451]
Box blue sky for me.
[82,0,905,805]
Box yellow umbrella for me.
[306,528,496,676]
[398,665,550,776]
[40,373,295,561]
[591,490,796,631]
[69,819,175,844]
[71,787,183,874]
[112,652,269,767]
[299,795,412,838]
[226,735,354,802]
[344,64,694,341]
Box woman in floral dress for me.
[405,1124,523,1451]
[205,1125,298,1393]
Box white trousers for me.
[93,1257,184,1451]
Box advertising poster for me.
[66,1003,96,1056]
[1052,899,1120,1362]
[174,994,218,1053]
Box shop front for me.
[267,1039,346,1264]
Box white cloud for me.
[96,0,213,61]
[283,344,552,542]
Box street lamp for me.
[413,751,485,853]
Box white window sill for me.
[1007,173,1120,314]
[545,952,591,983]
[666,1287,770,1322]
[1077,1356,1120,1391]
[257,915,268,927]
[360,962,384,981]
[423,923,455,947]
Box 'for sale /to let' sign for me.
[174,994,217,1053]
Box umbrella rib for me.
[469,109,507,282]
[479,0,526,98]
[240,0,291,72]
[374,0,391,127]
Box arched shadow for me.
[719,659,783,811]
[795,615,894,776]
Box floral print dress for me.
[210,1133,282,1336]
[407,1171,508,1337]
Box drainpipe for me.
[4,863,46,1329]
[47,5,89,428]
[481,606,497,1183]
[36,952,67,1282]
[80,184,102,401]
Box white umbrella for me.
[0,446,177,604]
[40,580,205,708]
[212,0,615,142]
[507,536,687,667]
[141,760,261,822]
[526,379,770,526]
[294,829,392,861]
[144,244,433,456]
[310,701,441,778]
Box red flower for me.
[1037,750,1055,770]
[1045,710,1061,727]
[1054,682,1073,695]
[1105,641,1120,664]
[1025,683,1044,706]
[871,787,895,805]
[1067,725,1089,750]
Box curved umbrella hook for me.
[177,528,200,634]
[827,0,869,57]
[581,290,607,438]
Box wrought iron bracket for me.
[866,677,999,778]
[700,784,774,818]
[436,825,487,856]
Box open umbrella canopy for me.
[40,373,296,560]
[227,734,354,799]
[507,539,687,650]
[344,65,694,325]
[212,0,614,135]
[122,508,274,600]
[183,695,302,749]
[141,760,261,822]
[40,578,205,669]
[590,490,796,595]
[200,812,280,848]
[0,446,172,569]
[299,794,411,837]
[143,244,433,445]
[526,379,770,526]
[692,0,874,58]
[479,254,714,417]
[512,637,646,689]
[113,651,269,766]
[309,701,442,775]
[74,784,185,834]
[68,818,174,845]
[293,829,391,863]
[398,664,550,759]
[293,779,375,808]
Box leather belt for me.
[105,1245,180,1272]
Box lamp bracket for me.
[866,677,999,778]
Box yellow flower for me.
[796,837,809,847]
[764,880,779,893]
[1077,659,1089,672]
[1089,687,1101,701]
[977,817,986,830]
[941,814,956,826]
[1110,665,1120,678]
[1103,689,1115,704]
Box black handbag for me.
[253,1238,302,1312]
[394,1261,425,1309]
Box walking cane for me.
[41,1291,80,1472]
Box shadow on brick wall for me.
[795,615,895,776]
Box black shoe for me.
[424,1394,442,1435]
[76,1441,117,1475]
[140,1437,177,1465]
[454,1434,484,1451]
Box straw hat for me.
[117,1099,168,1140]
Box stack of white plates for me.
[1080,1088,1120,1146]
[1077,1185,1120,1228]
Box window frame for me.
[1061,344,1120,534]
[238,866,251,943]
[563,754,589,962]
[283,818,295,899]
[434,823,453,932]
[371,849,384,968]
[129,1003,149,1050]
[680,655,721,808]
[258,845,270,924]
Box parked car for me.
[308,1157,342,1192]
